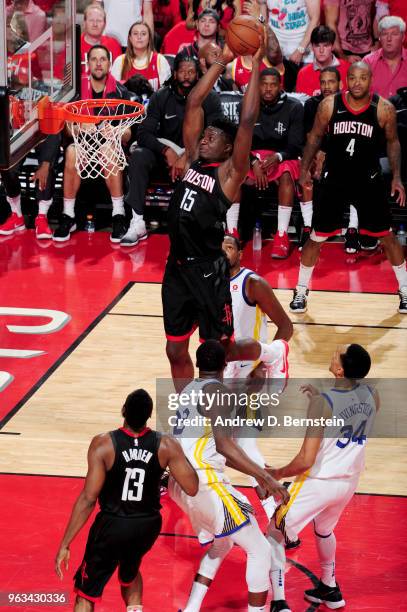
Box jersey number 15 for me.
[180,188,197,212]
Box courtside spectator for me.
[94,0,154,47]
[259,0,320,64]
[375,0,407,42]
[186,0,239,32]
[243,68,304,258]
[6,0,46,42]
[111,22,171,91]
[153,0,182,43]
[80,3,122,75]
[390,86,407,181]
[296,26,349,96]
[325,0,377,63]
[183,8,221,57]
[364,15,407,98]
[120,52,222,247]
[54,45,132,244]
[0,135,61,239]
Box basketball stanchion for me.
[38,96,145,179]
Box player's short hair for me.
[311,25,336,46]
[340,344,371,379]
[224,233,241,250]
[208,117,238,144]
[173,50,200,73]
[260,67,281,82]
[378,15,406,34]
[196,340,226,372]
[123,389,153,429]
[348,61,371,76]
[87,44,110,60]
[320,66,341,81]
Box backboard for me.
[0,0,78,169]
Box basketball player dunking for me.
[289,62,407,315]
[162,37,288,392]
[55,390,198,612]
[267,344,377,612]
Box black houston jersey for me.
[98,427,164,517]
[324,92,384,178]
[167,160,232,260]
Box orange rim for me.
[63,99,145,124]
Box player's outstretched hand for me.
[257,470,290,504]
[300,384,320,398]
[221,42,235,66]
[391,178,406,207]
[55,545,70,580]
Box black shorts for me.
[313,172,392,238]
[74,511,162,602]
[162,255,234,342]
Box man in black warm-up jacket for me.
[121,53,223,247]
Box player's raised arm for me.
[183,45,235,165]
[300,95,333,189]
[379,98,406,207]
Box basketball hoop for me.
[38,97,145,179]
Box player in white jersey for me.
[169,340,289,612]
[222,234,293,522]
[266,344,377,612]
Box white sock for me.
[184,582,209,612]
[7,195,22,216]
[131,210,144,223]
[112,195,125,216]
[348,205,358,229]
[63,198,75,218]
[248,605,267,611]
[226,202,240,233]
[261,496,277,520]
[38,199,52,215]
[300,201,313,226]
[270,568,285,600]
[297,263,314,289]
[393,261,407,289]
[277,205,292,236]
[315,532,337,587]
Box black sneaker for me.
[304,581,345,609]
[270,600,291,612]
[298,226,311,251]
[110,214,127,243]
[53,214,77,242]
[399,287,407,314]
[289,288,308,313]
[360,234,378,251]
[344,228,360,254]
[285,537,301,550]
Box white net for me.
[66,100,144,179]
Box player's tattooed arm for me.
[300,95,333,186]
[380,98,406,206]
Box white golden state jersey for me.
[173,378,228,487]
[230,268,268,342]
[310,383,377,480]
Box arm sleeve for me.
[282,102,305,160]
[137,91,167,153]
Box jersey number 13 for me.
[122,467,145,501]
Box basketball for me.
[225,15,263,57]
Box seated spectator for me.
[375,0,407,45]
[94,0,154,47]
[198,42,235,91]
[232,5,299,92]
[296,25,349,96]
[54,45,131,244]
[153,0,182,44]
[259,0,320,64]
[325,0,377,63]
[186,0,239,32]
[6,0,47,42]
[0,134,61,239]
[390,86,407,182]
[111,22,171,91]
[364,15,407,98]
[120,52,222,246]
[243,68,304,259]
[161,20,196,55]
[182,8,222,57]
[80,3,122,75]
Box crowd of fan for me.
[1,0,406,257]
